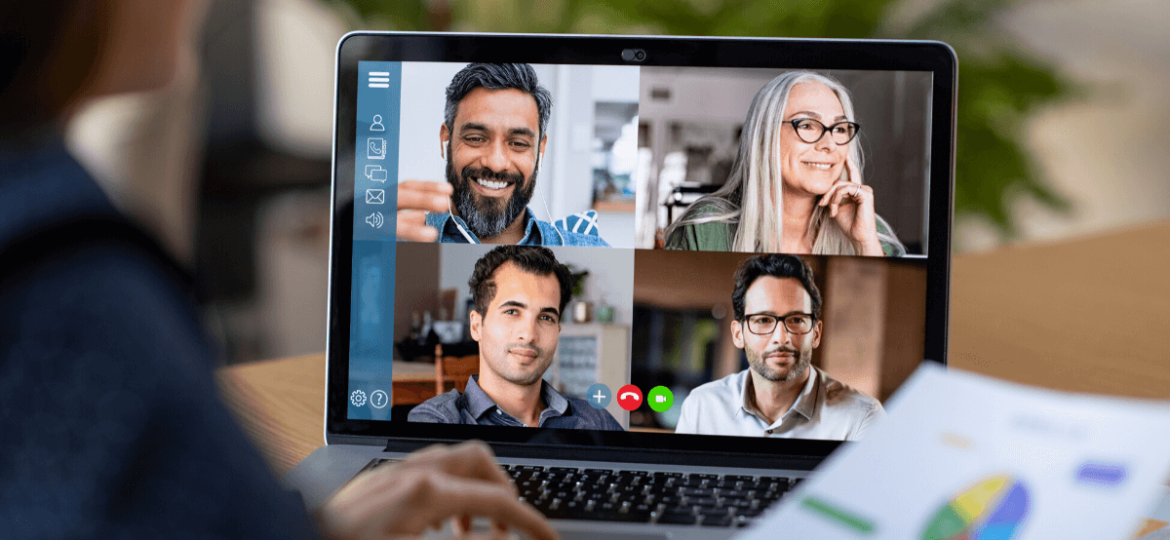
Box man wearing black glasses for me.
[674,254,885,440]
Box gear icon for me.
[350,389,367,407]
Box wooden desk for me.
[216,357,432,476]
[218,220,1170,479]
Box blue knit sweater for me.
[0,137,316,539]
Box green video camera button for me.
[648,386,674,412]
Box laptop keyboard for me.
[367,459,800,528]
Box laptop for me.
[284,32,956,539]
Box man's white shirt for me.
[675,366,885,441]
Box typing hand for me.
[316,441,557,540]
[396,181,453,242]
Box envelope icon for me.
[365,189,385,205]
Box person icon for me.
[370,114,385,131]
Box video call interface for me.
[347,60,934,443]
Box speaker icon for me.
[365,212,384,229]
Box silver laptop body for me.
[284,32,957,540]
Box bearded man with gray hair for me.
[395,63,609,246]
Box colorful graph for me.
[922,474,1030,540]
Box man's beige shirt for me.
[675,366,885,441]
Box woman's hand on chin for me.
[818,155,883,256]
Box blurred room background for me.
[64,0,1170,364]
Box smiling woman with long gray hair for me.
[664,71,905,256]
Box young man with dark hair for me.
[395,63,609,246]
[410,246,622,430]
[675,254,885,440]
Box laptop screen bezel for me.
[327,32,955,465]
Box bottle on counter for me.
[420,310,439,347]
[407,311,421,342]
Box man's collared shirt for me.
[408,375,624,430]
[421,208,610,246]
[674,366,885,441]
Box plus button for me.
[584,383,612,410]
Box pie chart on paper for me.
[921,474,1030,540]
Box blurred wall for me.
[392,242,442,342]
[957,0,1170,251]
[65,2,209,265]
[254,0,343,158]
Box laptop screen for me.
[332,35,954,460]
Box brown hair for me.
[0,2,109,137]
[469,246,573,319]
[731,254,822,321]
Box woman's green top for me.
[664,204,906,256]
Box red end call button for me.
[616,385,643,411]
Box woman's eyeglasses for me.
[787,118,861,145]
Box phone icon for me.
[616,385,643,411]
[367,138,386,160]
